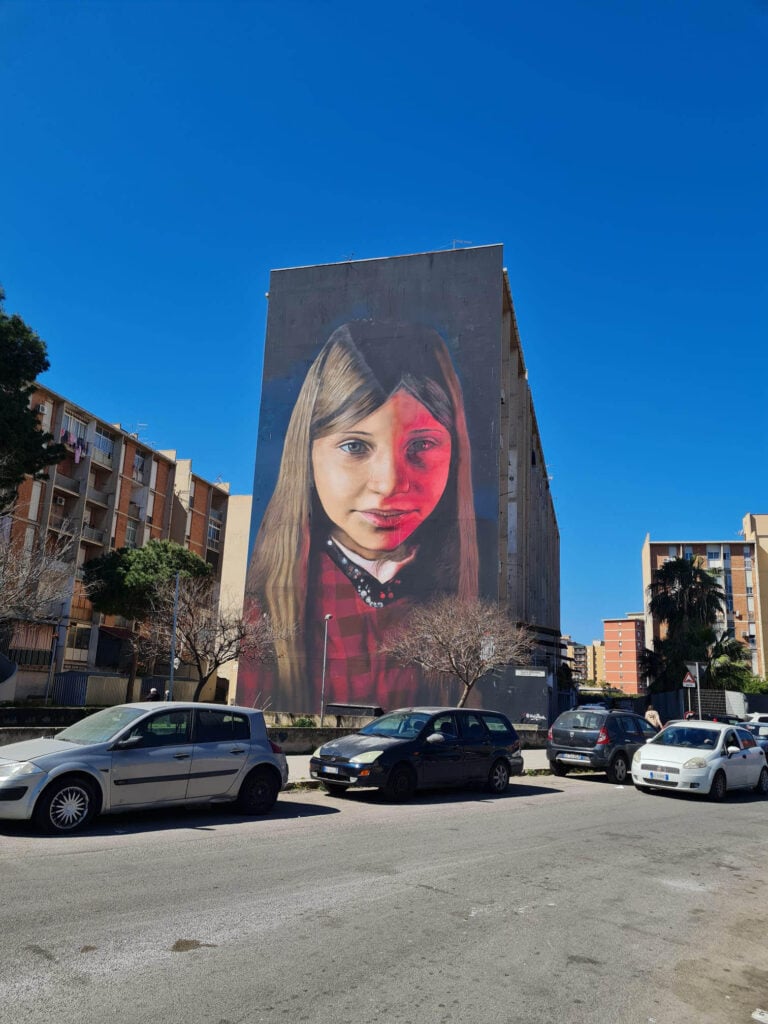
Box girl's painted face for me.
[312,390,452,560]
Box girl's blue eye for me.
[339,440,368,455]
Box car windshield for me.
[359,712,431,739]
[651,725,721,750]
[56,706,148,745]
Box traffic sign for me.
[682,671,696,688]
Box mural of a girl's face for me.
[311,389,452,560]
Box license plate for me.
[322,765,340,775]
[648,771,669,781]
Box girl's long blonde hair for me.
[248,320,479,701]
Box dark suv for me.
[310,706,524,800]
[547,708,658,783]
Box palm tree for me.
[648,556,725,636]
[707,631,753,690]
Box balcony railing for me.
[54,472,81,494]
[87,486,109,505]
[92,447,113,468]
[82,524,106,544]
[49,514,75,534]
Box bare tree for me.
[0,509,73,641]
[153,575,290,702]
[381,595,536,707]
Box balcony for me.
[92,446,113,468]
[82,524,106,545]
[86,485,110,506]
[54,472,81,495]
[49,514,76,535]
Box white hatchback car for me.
[0,702,288,833]
[631,720,768,800]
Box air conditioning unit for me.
[35,403,46,413]
[54,496,66,506]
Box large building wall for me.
[239,246,560,713]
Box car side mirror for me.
[114,734,143,750]
[726,745,740,757]
[426,733,445,745]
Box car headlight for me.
[683,756,710,769]
[0,761,40,782]
[349,750,384,765]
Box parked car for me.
[310,706,524,800]
[747,713,768,724]
[736,721,768,761]
[547,708,658,783]
[631,721,768,800]
[0,702,288,834]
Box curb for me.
[284,767,554,791]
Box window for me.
[684,545,693,559]
[459,713,488,742]
[707,550,719,561]
[125,519,138,548]
[132,451,146,482]
[195,709,250,743]
[62,411,87,442]
[429,713,458,738]
[93,425,115,459]
[127,710,192,747]
[481,713,516,740]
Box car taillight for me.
[595,727,610,746]
[269,740,283,754]
[547,727,553,741]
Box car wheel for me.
[607,753,629,784]
[237,768,279,815]
[33,776,97,834]
[551,761,570,777]
[322,781,348,797]
[753,766,768,795]
[486,759,510,794]
[709,770,727,802]
[383,764,415,802]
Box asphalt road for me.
[2,773,767,1024]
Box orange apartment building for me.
[603,614,646,694]
[641,516,767,680]
[3,384,242,700]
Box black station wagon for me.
[309,706,524,800]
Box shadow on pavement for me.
[0,798,340,839]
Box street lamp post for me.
[319,613,333,726]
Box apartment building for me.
[603,614,646,694]
[584,639,606,685]
[4,384,244,700]
[562,635,588,681]
[641,513,766,679]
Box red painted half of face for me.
[311,390,452,560]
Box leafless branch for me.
[381,595,535,707]
[0,507,74,627]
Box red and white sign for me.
[682,671,696,688]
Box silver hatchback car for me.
[0,702,288,833]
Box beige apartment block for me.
[603,614,646,694]
[3,385,247,701]
[562,635,588,681]
[584,639,606,684]
[641,515,765,679]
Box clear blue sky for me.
[2,1,766,645]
